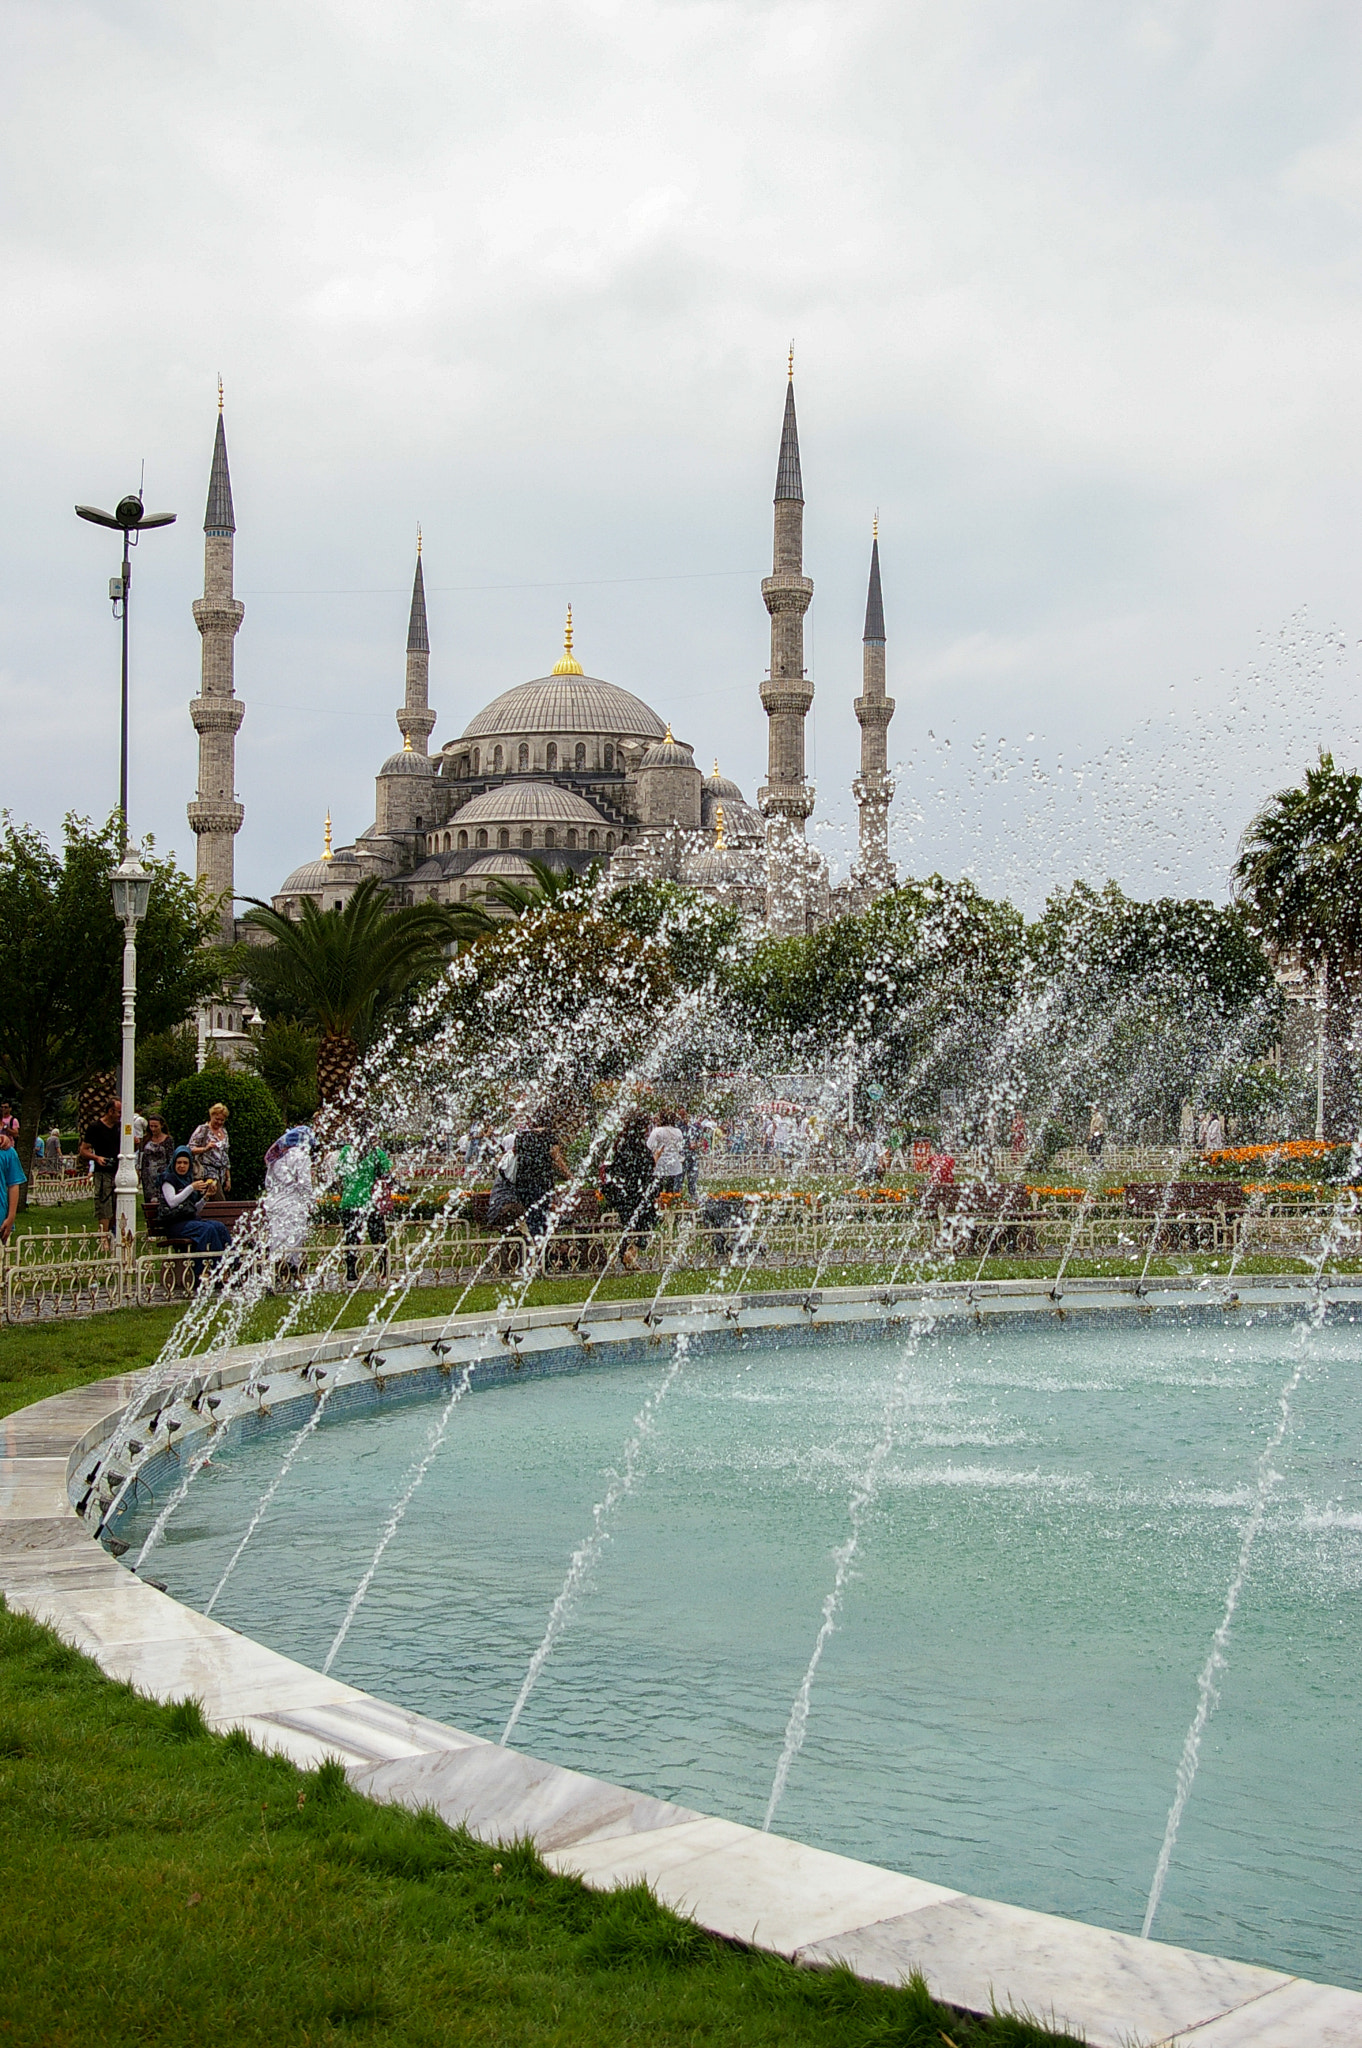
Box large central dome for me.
[460,674,666,742]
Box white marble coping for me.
[1,1282,1359,2047]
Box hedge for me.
[161,1065,283,1198]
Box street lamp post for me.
[76,486,175,1248]
[75,489,176,850]
[109,851,153,1248]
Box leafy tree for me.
[242,1018,319,1125]
[241,878,482,1105]
[0,812,219,1189]
[1234,751,1362,1134]
[135,1027,200,1110]
[162,1064,282,1199]
[602,878,746,992]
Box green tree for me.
[161,1064,282,1199]
[477,857,590,917]
[242,1018,319,1125]
[1233,751,1362,1135]
[135,1026,200,1110]
[0,813,219,1189]
[241,878,482,1105]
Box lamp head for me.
[110,850,152,926]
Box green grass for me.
[0,1601,1082,2047]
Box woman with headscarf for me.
[264,1126,314,1286]
[159,1146,231,1277]
[603,1111,656,1269]
[138,1115,174,1228]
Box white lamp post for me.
[110,850,152,1249]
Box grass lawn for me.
[0,1603,1082,2048]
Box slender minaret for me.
[396,532,435,753]
[188,384,245,944]
[758,353,815,840]
[852,522,896,894]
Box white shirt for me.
[647,1124,684,1177]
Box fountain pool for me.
[119,1310,1362,1990]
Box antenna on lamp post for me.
[75,489,176,852]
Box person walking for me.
[647,1109,685,1196]
[512,1111,568,1241]
[0,1102,18,1142]
[1087,1105,1106,1164]
[188,1102,231,1194]
[0,1127,26,1246]
[603,1111,657,1268]
[158,1147,231,1278]
[338,1132,392,1282]
[78,1098,122,1242]
[1203,1110,1225,1154]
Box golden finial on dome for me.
[217,373,224,414]
[713,758,719,778]
[551,603,583,676]
[403,731,413,752]
[787,341,794,382]
[715,803,726,850]
[323,811,332,861]
[665,722,674,742]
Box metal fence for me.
[3,1191,1355,1325]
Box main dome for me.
[459,675,666,742]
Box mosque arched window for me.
[459,883,468,902]
[458,829,468,850]
[477,828,488,848]
[605,833,615,853]
[472,747,480,774]
[587,829,598,851]
[444,833,451,852]
[544,826,556,849]
[604,744,613,771]
[546,743,557,770]
[521,827,533,849]
[574,742,586,771]
[493,745,503,773]
[498,829,510,849]
[566,828,577,850]
[518,743,529,771]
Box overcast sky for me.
[4,0,1362,913]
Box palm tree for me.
[241,878,488,1104]
[1234,751,1362,1135]
[479,857,599,917]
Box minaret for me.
[188,384,245,944]
[396,532,435,753]
[852,522,896,895]
[759,353,815,836]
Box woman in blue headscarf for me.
[159,1146,231,1277]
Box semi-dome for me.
[451,781,610,827]
[459,675,666,743]
[463,852,540,878]
[704,761,745,800]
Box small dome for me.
[379,748,433,777]
[460,676,666,742]
[278,852,364,894]
[703,764,745,801]
[463,852,540,879]
[450,780,611,827]
[640,728,695,769]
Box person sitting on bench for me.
[159,1146,231,1278]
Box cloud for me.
[2,0,1361,909]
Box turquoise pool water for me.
[124,1314,1362,1986]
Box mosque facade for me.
[188,369,898,954]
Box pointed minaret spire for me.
[396,537,435,753]
[852,521,896,899]
[759,358,817,930]
[188,393,245,942]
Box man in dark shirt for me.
[79,1099,121,1241]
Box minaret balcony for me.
[853,695,896,728]
[188,798,245,835]
[758,782,815,821]
[760,574,814,615]
[192,597,245,635]
[190,696,245,734]
[760,680,814,717]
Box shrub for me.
[162,1064,282,1198]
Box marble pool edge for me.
[1,1274,1359,2048]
